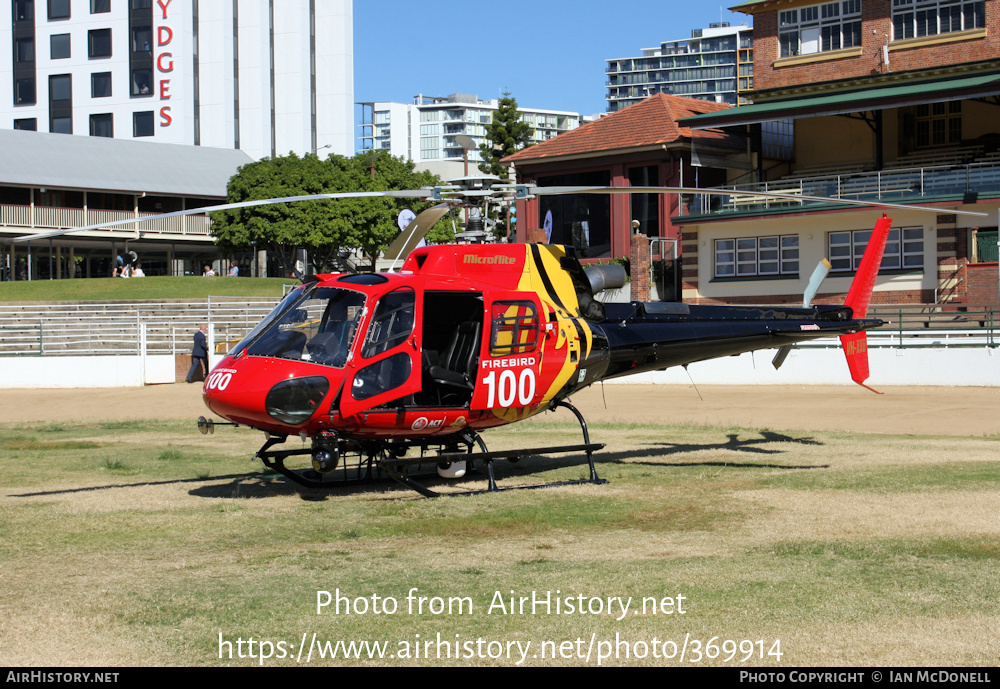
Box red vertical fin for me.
[839,215,891,393]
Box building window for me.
[762,119,795,160]
[829,228,923,272]
[90,113,113,137]
[15,0,34,20]
[50,33,71,59]
[892,0,985,40]
[915,101,961,147]
[13,118,37,131]
[91,72,112,97]
[715,235,800,277]
[91,0,111,12]
[15,78,36,105]
[132,69,152,95]
[779,1,861,57]
[49,73,72,133]
[49,73,71,102]
[89,29,112,58]
[48,0,70,19]
[133,110,154,136]
[15,37,35,63]
[132,26,152,52]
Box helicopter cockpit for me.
[238,285,367,367]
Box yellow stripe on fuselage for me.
[522,245,591,405]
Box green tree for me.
[211,152,453,274]
[478,91,534,179]
[342,152,454,269]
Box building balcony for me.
[0,204,212,237]
[683,161,1000,218]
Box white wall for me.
[0,347,995,389]
[609,346,1000,387]
[0,355,176,388]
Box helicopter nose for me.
[263,376,331,425]
[201,356,334,430]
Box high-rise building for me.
[2,0,354,160]
[358,93,585,179]
[605,23,753,112]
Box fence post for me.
[139,322,147,385]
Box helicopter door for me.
[339,286,423,418]
[471,296,543,411]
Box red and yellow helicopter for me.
[194,180,927,496]
[18,178,985,496]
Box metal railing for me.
[0,297,280,356]
[687,162,1000,216]
[0,204,212,236]
[793,306,997,350]
[0,302,994,357]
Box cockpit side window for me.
[361,288,415,359]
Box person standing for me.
[186,325,209,383]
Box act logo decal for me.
[411,417,444,431]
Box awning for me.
[679,72,1000,129]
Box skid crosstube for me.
[250,400,607,497]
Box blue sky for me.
[353,1,752,118]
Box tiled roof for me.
[502,94,732,165]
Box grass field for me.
[0,276,291,303]
[1,415,998,667]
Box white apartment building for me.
[606,23,753,112]
[2,0,354,160]
[358,93,584,179]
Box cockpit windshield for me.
[238,286,366,367]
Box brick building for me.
[674,0,1000,307]
[503,94,736,296]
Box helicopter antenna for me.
[683,364,704,402]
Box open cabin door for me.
[339,284,423,418]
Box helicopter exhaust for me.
[584,264,628,294]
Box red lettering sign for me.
[157,52,174,72]
[156,0,173,129]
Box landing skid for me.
[251,400,606,497]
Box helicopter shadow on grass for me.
[598,430,830,471]
[487,429,830,483]
[10,431,829,502]
[9,472,281,499]
[192,430,832,499]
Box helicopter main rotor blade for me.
[529,185,989,217]
[11,189,434,243]
[383,203,453,263]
